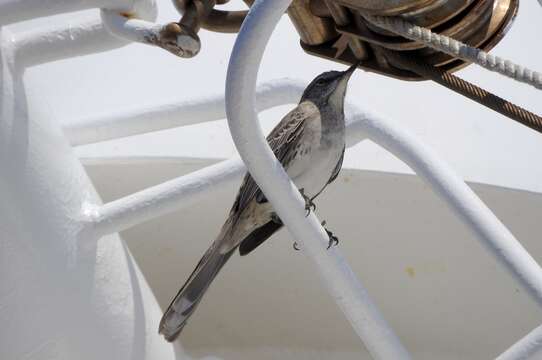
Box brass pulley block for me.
[291,0,519,79]
[171,0,518,80]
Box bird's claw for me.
[299,188,316,216]
[322,220,339,249]
[292,221,339,251]
[326,232,339,249]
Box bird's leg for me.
[271,212,300,250]
[299,188,316,216]
[321,220,339,249]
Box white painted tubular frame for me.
[497,325,542,360]
[346,109,542,308]
[12,15,127,67]
[0,0,157,29]
[0,0,133,25]
[7,0,191,67]
[65,79,306,145]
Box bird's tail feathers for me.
[158,236,235,342]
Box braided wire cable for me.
[365,14,542,90]
[384,50,542,134]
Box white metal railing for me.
[498,324,542,360]
[3,0,194,67]
[1,0,542,359]
[64,78,306,146]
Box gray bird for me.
[159,63,357,341]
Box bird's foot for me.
[321,220,339,249]
[299,188,316,216]
[292,221,338,251]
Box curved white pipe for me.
[12,15,126,67]
[10,0,189,67]
[347,109,542,307]
[0,0,132,25]
[65,78,306,146]
[357,108,542,359]
[224,1,411,359]
[100,2,197,57]
[89,157,245,237]
[497,324,542,360]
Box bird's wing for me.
[229,101,319,215]
[327,146,345,184]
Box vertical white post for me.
[0,26,178,360]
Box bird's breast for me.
[287,117,344,198]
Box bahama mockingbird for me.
[159,63,357,341]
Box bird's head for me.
[300,62,358,106]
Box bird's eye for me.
[316,79,326,85]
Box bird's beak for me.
[342,61,359,81]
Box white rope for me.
[364,14,542,90]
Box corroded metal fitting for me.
[289,0,519,80]
[170,0,251,57]
[156,22,201,58]
[166,0,518,79]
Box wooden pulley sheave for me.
[169,0,518,81]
